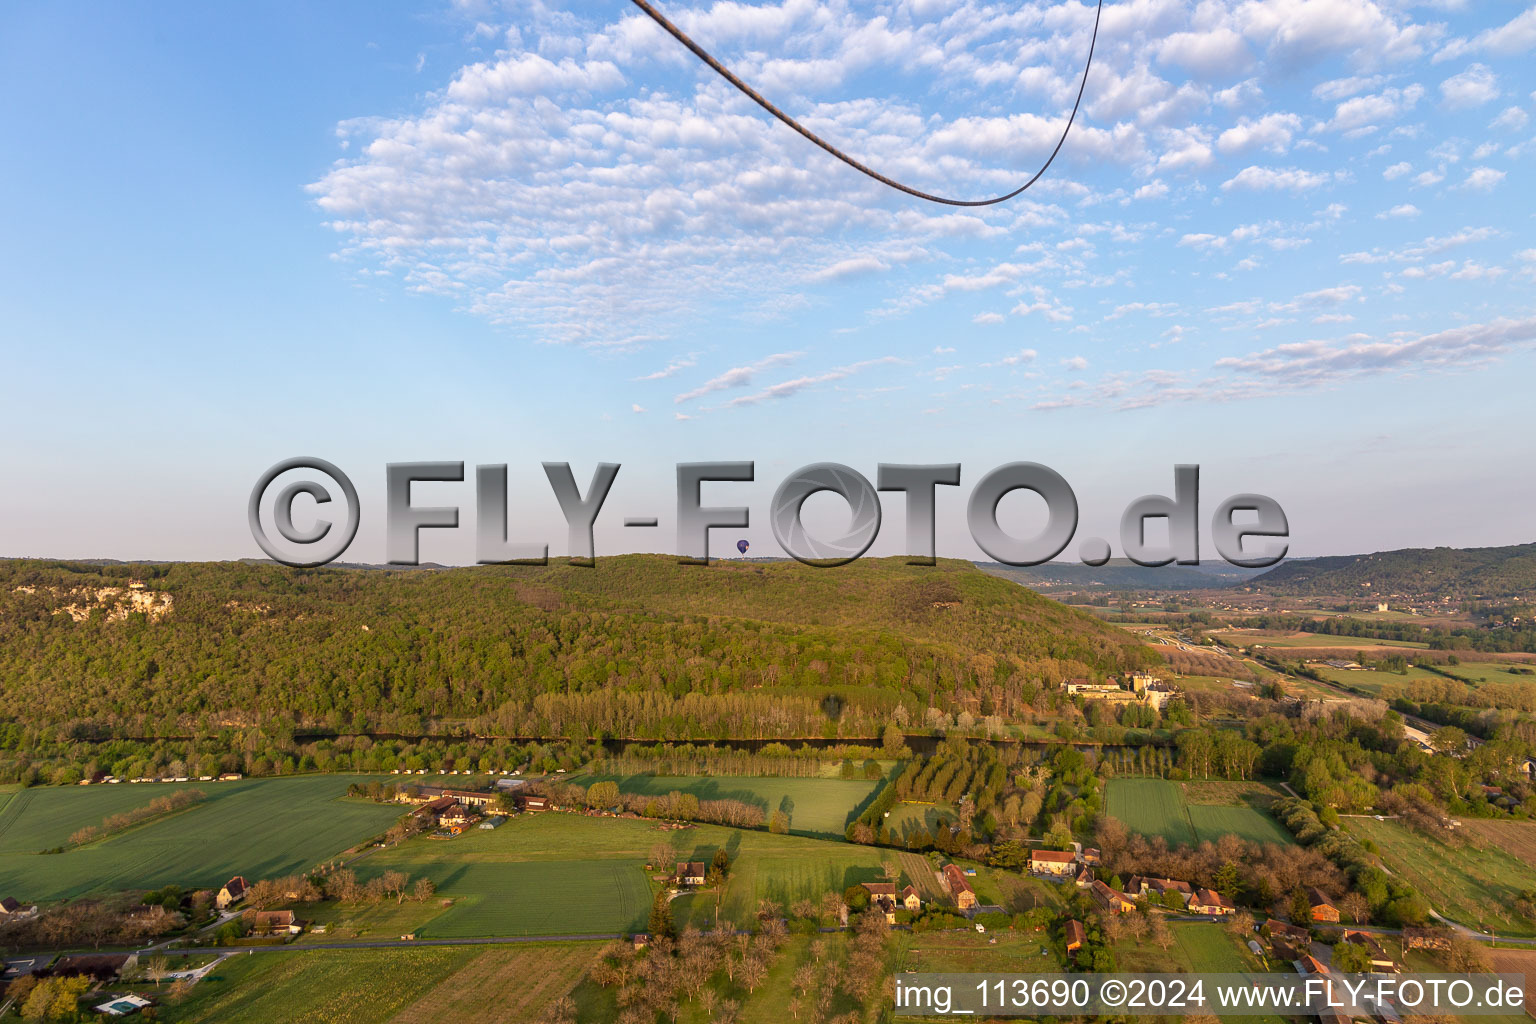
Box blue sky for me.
[2,0,1533,565]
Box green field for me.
[428,860,651,936]
[1188,804,1293,845]
[1214,631,1430,650]
[159,943,603,1024]
[1348,817,1536,937]
[1106,779,1292,847]
[884,801,956,842]
[1315,665,1444,695]
[1106,778,1196,845]
[360,811,893,935]
[0,776,402,901]
[565,772,881,837]
[163,947,476,1024]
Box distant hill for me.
[1247,542,1536,599]
[981,559,1265,592]
[0,555,1157,738]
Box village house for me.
[216,876,247,910]
[247,909,303,936]
[439,802,479,827]
[862,882,900,922]
[407,786,498,808]
[411,795,458,825]
[1341,930,1398,972]
[1308,888,1341,923]
[1064,919,1087,956]
[675,861,706,887]
[1074,865,1094,888]
[1188,888,1237,916]
[942,864,978,911]
[1266,919,1310,944]
[1125,876,1192,905]
[53,953,135,983]
[1081,847,1101,866]
[1029,849,1078,876]
[1090,880,1136,914]
[898,885,923,913]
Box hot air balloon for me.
[736,539,750,555]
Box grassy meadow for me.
[565,772,882,837]
[357,811,899,936]
[0,776,402,901]
[1106,779,1292,848]
[157,943,601,1024]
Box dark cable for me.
[629,0,1103,207]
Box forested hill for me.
[0,555,1157,738]
[1247,542,1536,599]
[982,559,1263,591]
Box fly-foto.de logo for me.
[248,459,1288,570]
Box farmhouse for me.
[216,876,247,910]
[675,862,706,887]
[1090,880,1136,914]
[439,802,479,827]
[1081,847,1101,865]
[942,864,978,911]
[54,953,134,982]
[1308,888,1340,923]
[1030,849,1078,876]
[414,786,497,808]
[247,909,302,936]
[1341,930,1397,972]
[1125,876,1192,905]
[1189,889,1236,916]
[412,795,458,824]
[863,882,900,921]
[899,885,923,912]
[1267,920,1310,943]
[1075,866,1094,888]
[1064,919,1087,955]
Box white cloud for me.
[1460,166,1506,190]
[1439,64,1500,108]
[972,312,1005,325]
[1490,106,1529,131]
[1382,161,1412,179]
[1437,7,1536,61]
[1216,315,1536,383]
[725,357,900,407]
[1221,166,1332,191]
[1376,203,1420,219]
[1217,113,1303,154]
[1328,84,1424,133]
[1061,355,1088,370]
[633,357,697,381]
[809,256,890,283]
[675,352,801,405]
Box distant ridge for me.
[981,559,1265,591]
[1247,541,1536,599]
